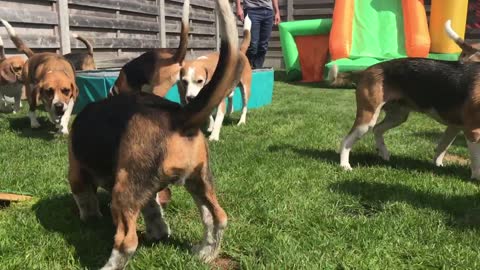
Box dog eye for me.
[182,79,188,86]
[13,66,21,71]
[61,88,70,95]
[43,88,54,97]
[197,79,204,84]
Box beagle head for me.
[36,71,78,122]
[179,59,210,104]
[0,56,25,84]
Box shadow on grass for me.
[267,145,471,180]
[8,116,58,141]
[273,70,351,90]
[413,130,467,148]
[330,179,480,229]
[34,193,190,269]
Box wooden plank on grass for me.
[0,193,32,202]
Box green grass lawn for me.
[1,80,480,269]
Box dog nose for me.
[54,102,64,115]
[186,96,195,103]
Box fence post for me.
[158,0,167,47]
[215,10,220,51]
[56,0,71,54]
[286,0,293,21]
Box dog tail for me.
[71,33,94,56]
[445,19,475,52]
[327,64,363,87]
[172,0,190,64]
[240,15,252,54]
[0,34,5,60]
[180,0,244,132]
[0,19,34,58]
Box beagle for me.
[64,33,96,71]
[178,15,252,141]
[68,0,243,269]
[1,19,78,134]
[0,33,25,113]
[331,58,480,181]
[110,0,189,97]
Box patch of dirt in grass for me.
[210,254,239,270]
[444,154,469,166]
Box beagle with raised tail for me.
[1,19,78,134]
[68,0,244,268]
[178,15,252,141]
[64,33,96,71]
[331,57,480,180]
[110,0,190,97]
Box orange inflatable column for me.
[329,0,354,60]
[402,0,430,57]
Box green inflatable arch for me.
[279,18,332,81]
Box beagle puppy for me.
[1,19,78,134]
[330,58,480,181]
[0,33,25,113]
[64,33,96,71]
[178,15,252,141]
[68,0,243,268]
[110,0,189,97]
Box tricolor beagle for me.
[68,0,244,269]
[178,15,252,141]
[1,19,78,134]
[64,33,96,71]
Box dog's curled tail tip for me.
[445,19,460,40]
[244,15,252,31]
[71,33,79,38]
[182,0,190,24]
[1,19,16,37]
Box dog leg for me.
[12,91,21,114]
[58,99,74,135]
[27,85,41,128]
[102,170,141,270]
[467,139,480,180]
[186,166,227,263]
[340,101,385,170]
[141,197,170,242]
[226,96,234,116]
[209,100,227,141]
[207,115,215,133]
[434,126,460,166]
[373,104,410,161]
[68,148,102,221]
[237,83,248,125]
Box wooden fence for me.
[0,0,478,69]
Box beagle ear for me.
[0,63,16,83]
[71,82,79,99]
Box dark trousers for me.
[245,8,274,69]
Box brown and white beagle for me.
[330,58,480,180]
[0,33,25,113]
[68,0,243,268]
[178,15,252,141]
[1,19,78,134]
[110,0,190,97]
[64,33,96,71]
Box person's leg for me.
[245,9,261,68]
[254,8,274,69]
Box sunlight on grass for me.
[1,81,480,269]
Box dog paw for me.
[340,163,352,171]
[192,243,219,263]
[209,135,219,141]
[377,149,390,161]
[237,119,246,126]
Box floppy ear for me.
[204,67,209,85]
[0,63,16,83]
[71,82,79,99]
